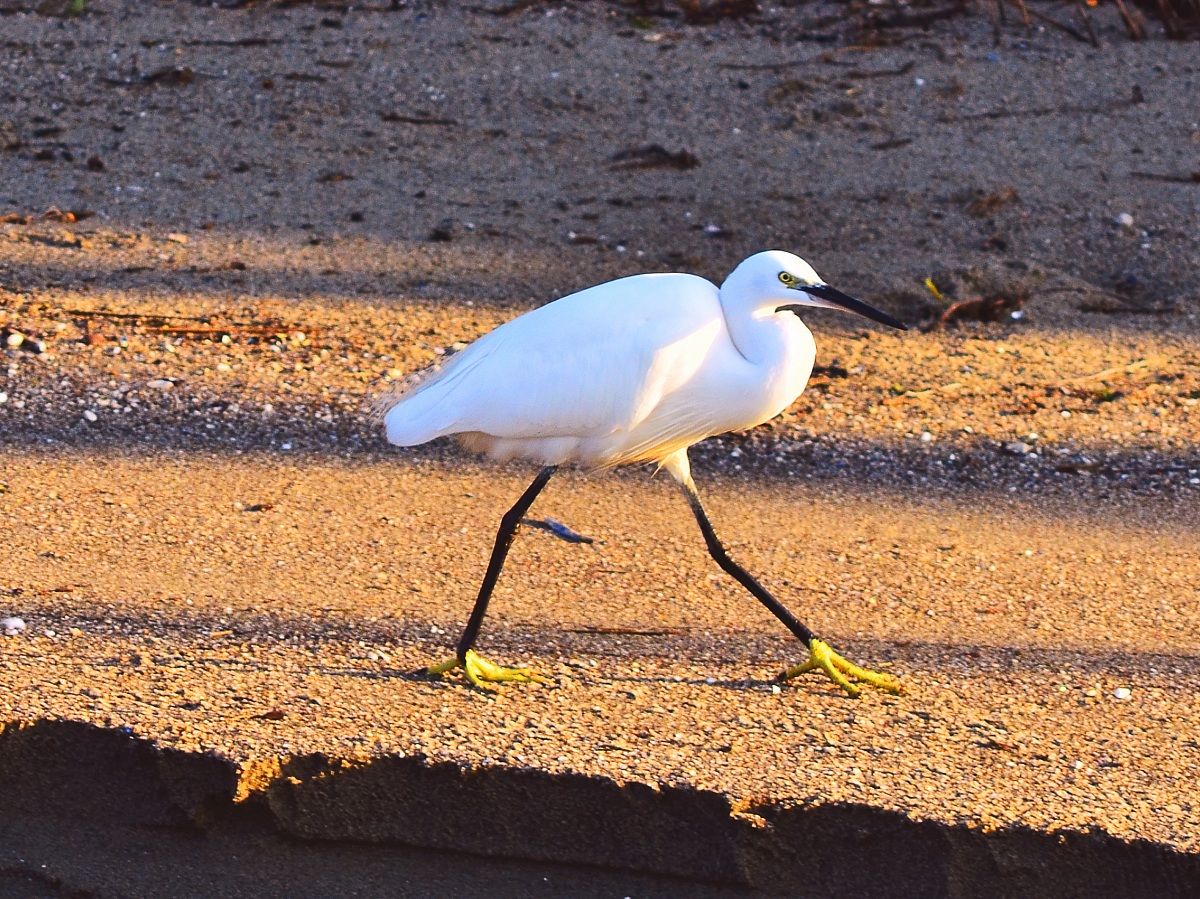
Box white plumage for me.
[381,251,859,478]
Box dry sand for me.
[1,1,1199,895]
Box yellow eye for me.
[778,271,795,285]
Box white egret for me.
[382,250,906,696]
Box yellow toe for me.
[427,656,460,676]
[429,650,549,689]
[781,639,902,698]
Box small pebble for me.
[1,616,26,636]
[1116,212,1134,229]
[1113,687,1132,701]
[147,379,174,390]
[83,409,98,422]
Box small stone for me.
[1,616,25,636]
[428,218,459,242]
[166,232,189,244]
[1004,441,1032,455]
[1113,687,1132,701]
[83,409,97,422]
[4,331,24,349]
[1116,212,1134,229]
[147,379,174,390]
[0,119,19,150]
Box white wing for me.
[382,273,725,447]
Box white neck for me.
[718,272,807,363]
[723,306,789,363]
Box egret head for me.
[724,250,907,331]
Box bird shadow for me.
[18,597,1200,692]
[316,666,433,684]
[599,673,783,693]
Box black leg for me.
[455,466,556,660]
[680,479,817,647]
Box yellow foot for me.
[428,649,549,690]
[780,639,902,698]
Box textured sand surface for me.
[3,452,1198,894]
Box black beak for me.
[779,284,907,331]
